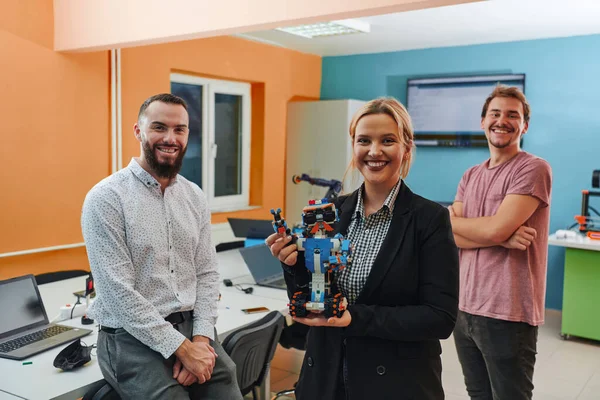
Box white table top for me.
[0,390,19,399]
[548,233,600,252]
[0,248,289,400]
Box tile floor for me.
[261,310,600,400]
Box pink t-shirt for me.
[455,151,552,326]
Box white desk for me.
[548,233,600,251]
[0,390,20,399]
[0,249,289,400]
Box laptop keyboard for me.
[0,325,73,353]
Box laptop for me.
[228,218,274,239]
[239,244,287,290]
[0,275,92,360]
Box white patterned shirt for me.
[81,159,220,359]
[338,180,401,304]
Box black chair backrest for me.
[215,240,245,253]
[279,320,310,351]
[222,310,285,395]
[35,270,89,285]
[82,379,121,400]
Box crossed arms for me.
[449,194,540,250]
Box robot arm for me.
[292,173,342,201]
[270,208,291,236]
[327,237,352,272]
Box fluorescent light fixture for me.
[276,19,370,38]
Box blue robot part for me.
[274,199,353,318]
[270,208,290,236]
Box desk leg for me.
[562,248,600,341]
[256,367,271,400]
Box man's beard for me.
[142,140,187,179]
[489,137,513,149]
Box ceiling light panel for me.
[276,19,370,38]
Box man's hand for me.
[447,205,457,218]
[174,339,218,384]
[502,226,537,250]
[265,233,298,266]
[173,358,198,386]
[192,335,211,344]
[172,335,215,386]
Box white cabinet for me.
[285,99,365,225]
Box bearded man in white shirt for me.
[81,93,242,400]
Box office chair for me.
[82,379,121,400]
[222,310,285,399]
[215,240,245,253]
[34,269,89,285]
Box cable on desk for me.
[70,298,82,320]
[235,284,254,294]
[222,278,253,294]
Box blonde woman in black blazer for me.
[266,97,459,400]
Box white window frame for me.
[171,73,251,212]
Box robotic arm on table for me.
[292,174,343,202]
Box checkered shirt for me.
[337,180,401,304]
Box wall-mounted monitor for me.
[406,74,525,148]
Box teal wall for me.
[321,35,600,310]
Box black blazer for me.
[282,181,459,400]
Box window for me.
[171,73,251,212]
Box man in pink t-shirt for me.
[450,85,552,400]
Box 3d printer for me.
[576,170,600,236]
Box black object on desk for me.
[578,170,600,233]
[81,274,95,325]
[228,218,273,239]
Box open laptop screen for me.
[228,218,274,239]
[0,275,47,339]
[239,244,283,282]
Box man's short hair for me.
[138,93,188,121]
[481,85,530,123]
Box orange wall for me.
[0,8,320,280]
[121,36,322,223]
[0,0,110,279]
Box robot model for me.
[270,199,352,319]
[289,173,343,235]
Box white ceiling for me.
[237,0,600,57]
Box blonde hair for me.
[343,97,415,191]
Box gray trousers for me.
[454,310,538,400]
[97,319,242,400]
